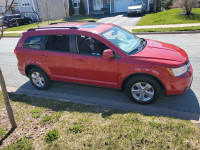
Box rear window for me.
[22,35,45,50]
[46,35,70,53]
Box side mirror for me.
[102,49,115,59]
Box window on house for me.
[73,0,80,8]
[21,0,30,7]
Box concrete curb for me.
[5,86,200,124]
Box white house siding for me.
[114,0,132,13]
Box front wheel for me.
[125,76,160,104]
[29,68,51,90]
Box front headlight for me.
[167,64,188,77]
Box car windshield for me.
[100,26,145,55]
[130,0,142,6]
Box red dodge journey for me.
[14,22,193,104]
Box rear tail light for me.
[14,49,17,55]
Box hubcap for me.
[131,82,154,102]
[31,72,45,88]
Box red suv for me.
[15,22,193,104]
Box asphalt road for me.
[0,34,199,121]
[97,14,142,27]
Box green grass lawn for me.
[5,15,99,32]
[0,92,200,150]
[132,26,200,33]
[137,8,200,26]
[3,33,22,37]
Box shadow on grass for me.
[7,80,200,121]
[0,128,16,146]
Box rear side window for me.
[23,35,45,50]
[46,35,70,53]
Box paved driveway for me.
[97,14,142,27]
[0,34,199,121]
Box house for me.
[1,0,153,21]
[70,0,151,15]
[0,0,67,21]
[0,0,19,15]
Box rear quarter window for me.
[22,35,45,50]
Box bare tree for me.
[173,0,200,15]
[64,0,70,18]
[0,0,17,129]
[32,0,42,22]
[0,0,15,39]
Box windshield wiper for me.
[128,38,146,55]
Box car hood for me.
[132,39,188,64]
[128,5,142,9]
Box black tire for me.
[125,75,160,104]
[29,67,51,90]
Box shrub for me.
[163,0,173,10]
[79,0,86,15]
[69,0,75,16]
[45,129,59,143]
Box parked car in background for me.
[127,0,146,16]
[14,22,193,104]
[4,14,33,27]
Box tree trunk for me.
[0,68,17,129]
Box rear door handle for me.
[75,59,84,62]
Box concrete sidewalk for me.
[132,23,200,29]
[4,23,200,33]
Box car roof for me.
[26,22,115,35]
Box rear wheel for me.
[125,76,160,104]
[29,67,51,90]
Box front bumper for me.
[162,64,193,95]
[127,9,142,14]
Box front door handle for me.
[41,54,47,58]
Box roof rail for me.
[50,22,65,25]
[27,26,79,31]
[88,20,96,22]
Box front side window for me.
[76,35,109,57]
[73,0,80,8]
[23,35,45,50]
[101,26,145,55]
[46,35,70,53]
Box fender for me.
[24,59,53,79]
[118,66,167,89]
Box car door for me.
[73,34,120,88]
[41,34,76,82]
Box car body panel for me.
[15,22,193,96]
